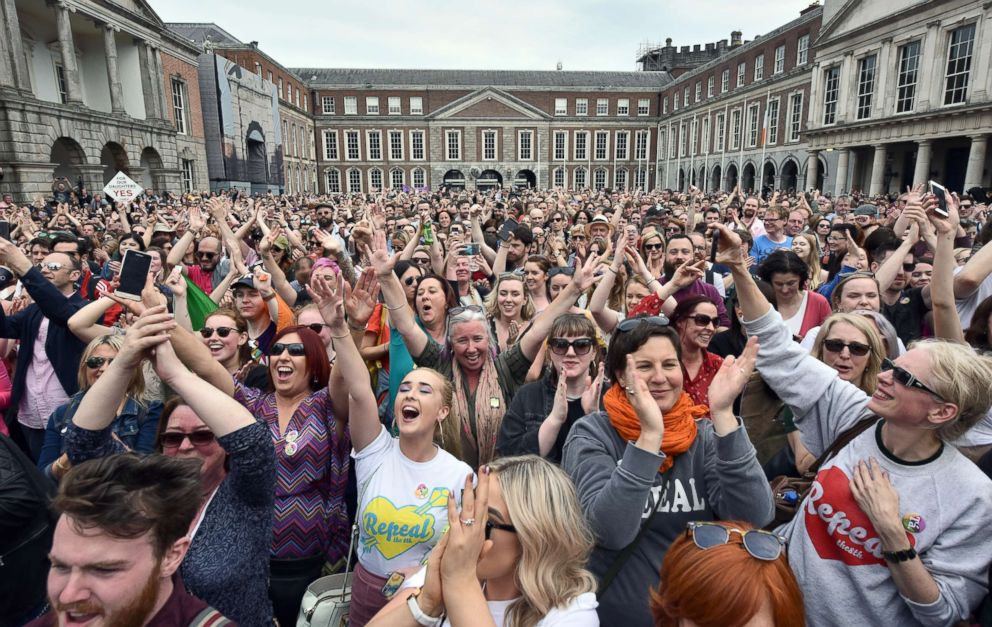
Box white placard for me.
[103,171,144,202]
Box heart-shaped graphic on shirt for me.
[361,493,446,560]
[804,466,914,566]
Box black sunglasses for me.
[616,315,671,333]
[197,251,217,259]
[161,430,216,448]
[403,275,418,286]
[901,263,916,273]
[199,326,238,339]
[485,519,517,541]
[548,267,575,278]
[643,243,664,251]
[687,522,785,561]
[85,356,114,369]
[548,338,594,356]
[270,342,307,357]
[305,323,328,334]
[411,257,431,265]
[823,338,871,357]
[881,358,943,400]
[690,314,721,328]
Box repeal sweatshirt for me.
[563,410,773,627]
[743,307,992,627]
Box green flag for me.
[183,275,218,331]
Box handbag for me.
[768,417,877,527]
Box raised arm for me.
[169,323,235,396]
[367,230,430,358]
[876,223,920,293]
[470,204,497,265]
[587,250,623,333]
[67,296,118,342]
[163,267,193,332]
[929,193,965,343]
[258,226,298,306]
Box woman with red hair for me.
[650,520,805,627]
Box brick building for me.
[297,69,672,193]
[658,4,825,195]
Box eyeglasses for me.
[161,431,216,449]
[571,235,587,241]
[411,257,431,266]
[548,267,575,278]
[403,275,421,287]
[43,262,67,272]
[552,217,564,222]
[817,223,831,229]
[199,326,238,338]
[616,314,671,333]
[269,342,307,357]
[881,358,943,400]
[85,356,114,369]
[484,519,517,541]
[197,251,217,259]
[822,338,871,357]
[690,314,721,328]
[901,263,916,272]
[449,304,484,317]
[305,323,328,334]
[548,338,595,356]
[687,522,785,561]
[643,242,664,252]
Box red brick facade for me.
[161,52,205,138]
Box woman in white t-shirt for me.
[311,273,472,627]
[368,455,600,627]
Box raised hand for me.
[581,362,604,414]
[252,266,274,299]
[164,265,187,299]
[149,329,189,386]
[344,268,380,327]
[308,271,345,330]
[624,354,664,439]
[188,206,205,232]
[441,472,490,583]
[365,229,397,277]
[709,223,744,268]
[549,372,569,422]
[573,251,604,292]
[116,305,175,368]
[669,259,707,290]
[708,336,759,416]
[927,192,960,238]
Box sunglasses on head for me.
[822,338,871,357]
[881,358,943,399]
[449,304,484,317]
[548,337,595,356]
[616,314,671,333]
[160,430,216,449]
[269,342,306,357]
[85,356,114,369]
[687,522,785,561]
[690,314,721,328]
[199,326,238,339]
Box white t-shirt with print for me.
[354,426,474,577]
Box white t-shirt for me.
[782,291,809,338]
[954,264,992,328]
[354,426,474,577]
[403,568,600,627]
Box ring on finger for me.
[460,518,476,526]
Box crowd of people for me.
[1,178,992,627]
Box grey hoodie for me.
[563,410,773,627]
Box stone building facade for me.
[658,5,825,195]
[299,69,671,193]
[0,0,206,201]
[805,0,991,196]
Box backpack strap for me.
[188,606,232,627]
[809,417,879,475]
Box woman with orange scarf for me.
[563,316,775,627]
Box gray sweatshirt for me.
[743,307,992,627]
[563,410,773,627]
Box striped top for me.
[235,382,351,564]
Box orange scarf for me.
[603,383,708,473]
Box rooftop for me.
[293,67,673,89]
[167,23,245,48]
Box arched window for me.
[325,169,341,193]
[347,168,362,193]
[553,167,565,188]
[369,167,383,191]
[390,168,404,189]
[574,167,587,189]
[614,167,628,191]
[412,167,426,189]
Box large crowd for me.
[2,177,992,627]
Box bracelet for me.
[407,593,443,627]
[881,547,917,562]
[348,322,366,332]
[329,330,350,340]
[385,302,405,311]
[262,292,276,301]
[604,267,617,274]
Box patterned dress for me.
[235,383,351,565]
[681,351,724,408]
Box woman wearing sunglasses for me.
[497,315,605,463]
[649,521,804,627]
[563,315,773,626]
[38,334,162,482]
[638,229,666,279]
[715,221,992,627]
[64,307,277,626]
[669,295,725,408]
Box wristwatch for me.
[407,593,443,627]
[881,547,918,562]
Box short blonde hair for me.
[911,339,992,441]
[810,313,884,395]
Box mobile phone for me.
[463,243,480,256]
[928,181,949,217]
[115,250,152,301]
[496,217,518,242]
[710,229,721,264]
[0,221,10,241]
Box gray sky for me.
[156,0,816,71]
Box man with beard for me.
[740,195,766,237]
[28,454,232,626]
[315,203,336,229]
[659,234,730,327]
[502,226,532,272]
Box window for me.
[690,119,698,154]
[774,45,786,74]
[553,131,567,161]
[823,66,840,125]
[684,87,690,107]
[553,167,565,188]
[701,117,710,153]
[390,168,404,189]
[673,92,679,111]
[347,168,362,192]
[754,54,764,81]
[323,130,338,160]
[267,70,273,84]
[366,97,379,115]
[731,109,742,150]
[574,167,587,188]
[596,98,609,115]
[788,93,803,142]
[369,168,383,190]
[576,98,588,116]
[389,130,403,160]
[367,131,382,160]
[615,168,627,191]
[283,122,290,157]
[409,97,423,115]
[345,131,360,160]
[321,96,335,114]
[746,103,760,147]
[278,78,283,99]
[615,131,629,160]
[594,168,607,190]
[944,23,976,105]
[326,169,341,193]
[669,126,678,158]
[296,89,300,108]
[291,124,298,157]
[254,62,261,77]
[344,96,357,115]
[737,62,746,87]
[555,98,567,115]
[446,130,461,160]
[518,130,533,161]
[634,167,646,190]
[171,79,187,135]
[574,131,588,160]
[856,54,877,120]
[721,69,730,93]
[663,97,668,114]
[716,113,726,151]
[618,98,629,115]
[707,76,714,97]
[896,41,921,113]
[410,130,425,160]
[638,99,650,115]
[595,131,609,160]
[54,63,67,104]
[766,98,779,145]
[388,97,401,115]
[797,35,810,65]
[412,168,426,189]
[694,82,701,102]
[483,130,497,161]
[679,123,687,157]
[181,159,194,192]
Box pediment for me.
[105,0,165,28]
[429,88,550,121]
[818,0,927,44]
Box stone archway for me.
[443,169,466,190]
[741,162,756,192]
[725,163,739,190]
[514,169,537,189]
[101,142,130,185]
[139,147,164,190]
[781,159,800,192]
[711,165,722,191]
[50,137,87,183]
[762,161,776,194]
[477,169,502,190]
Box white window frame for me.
[797,35,810,65]
[746,103,760,148]
[482,129,498,161]
[737,62,746,87]
[754,54,764,81]
[663,97,668,114]
[788,92,803,143]
[553,130,567,161]
[576,98,588,116]
[181,159,194,192]
[716,113,726,151]
[388,96,401,115]
[388,130,404,161]
[618,98,630,116]
[347,168,362,192]
[323,130,339,161]
[731,109,742,150]
[637,99,650,116]
[721,69,730,92]
[445,129,461,161]
[325,168,341,193]
[678,122,687,157]
[366,130,383,161]
[594,130,609,160]
[368,167,383,191]
[345,130,360,161]
[321,96,335,115]
[574,131,589,161]
[410,130,426,161]
[278,77,283,100]
[707,76,714,98]
[573,166,587,188]
[518,130,533,161]
[412,167,426,189]
[54,62,67,104]
[554,98,567,116]
[690,119,698,154]
[390,167,404,189]
[856,53,877,120]
[171,78,187,135]
[366,97,380,115]
[822,66,840,125]
[695,82,701,102]
[766,97,780,146]
[896,40,922,114]
[614,167,628,191]
[344,96,357,115]
[943,23,976,106]
[701,117,710,154]
[593,167,607,190]
[596,98,609,116]
[409,97,424,115]
[774,45,786,74]
[615,131,629,160]
[553,166,565,188]
[635,130,648,161]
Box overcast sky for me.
[156,0,816,71]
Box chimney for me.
[665,37,673,47]
[730,31,742,47]
[249,40,258,48]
